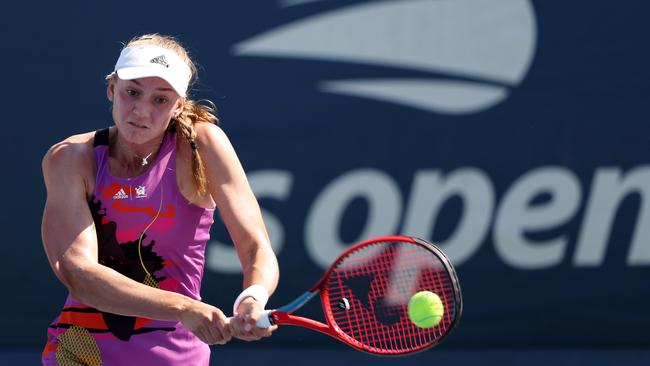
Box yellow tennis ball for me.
[407,291,444,328]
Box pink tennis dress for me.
[43,128,215,365]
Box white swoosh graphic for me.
[235,0,535,84]
[233,0,536,114]
[320,79,508,114]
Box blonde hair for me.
[107,34,218,196]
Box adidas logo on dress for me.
[113,188,129,200]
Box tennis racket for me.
[255,235,462,356]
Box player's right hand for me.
[180,300,232,345]
[230,297,277,341]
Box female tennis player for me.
[40,34,279,365]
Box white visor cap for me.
[114,45,191,97]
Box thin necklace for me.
[113,133,164,168]
[135,152,153,167]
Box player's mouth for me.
[128,122,149,129]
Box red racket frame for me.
[265,235,462,356]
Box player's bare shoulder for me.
[42,131,98,197]
[177,123,233,165]
[194,122,228,144]
[43,131,96,169]
[193,123,235,157]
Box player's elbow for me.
[57,257,97,304]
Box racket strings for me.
[326,240,457,354]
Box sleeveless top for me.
[43,129,215,366]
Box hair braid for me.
[173,99,218,196]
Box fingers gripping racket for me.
[256,236,462,356]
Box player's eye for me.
[126,89,139,97]
[155,96,169,104]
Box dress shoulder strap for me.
[94,128,110,147]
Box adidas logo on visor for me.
[150,55,169,68]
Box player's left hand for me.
[230,297,277,341]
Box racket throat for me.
[276,291,319,313]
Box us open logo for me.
[233,0,537,115]
[211,1,650,273]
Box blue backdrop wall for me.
[2,0,649,350]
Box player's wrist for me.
[233,284,269,314]
[174,295,196,322]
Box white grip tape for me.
[226,309,273,329]
[256,309,273,328]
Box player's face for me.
[108,77,182,145]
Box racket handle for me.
[226,310,274,328]
[256,309,273,328]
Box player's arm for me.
[197,123,279,338]
[41,136,230,345]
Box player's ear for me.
[106,83,114,103]
[174,98,184,117]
